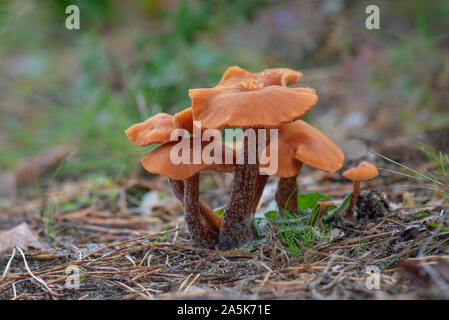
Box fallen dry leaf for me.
[15,145,75,187]
[399,257,449,288]
[402,192,415,207]
[0,222,45,253]
[0,145,76,196]
[139,190,180,215]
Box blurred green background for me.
[0,0,448,181]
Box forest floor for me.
[1,0,448,300]
[1,139,448,300]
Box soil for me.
[1,154,448,300]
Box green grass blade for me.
[370,150,443,185]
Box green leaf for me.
[264,210,277,222]
[297,192,331,210]
[323,192,352,221]
[214,208,225,217]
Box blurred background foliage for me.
[0,0,448,180]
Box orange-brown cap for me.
[172,107,207,135]
[173,107,195,133]
[125,113,177,146]
[190,85,318,129]
[342,161,379,181]
[217,66,302,87]
[141,138,236,180]
[260,141,303,177]
[292,120,344,173]
[317,200,334,207]
[260,120,344,177]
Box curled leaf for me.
[0,222,45,253]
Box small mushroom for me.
[190,66,318,248]
[259,120,344,213]
[342,161,379,220]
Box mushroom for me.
[213,66,303,215]
[126,112,233,247]
[342,161,379,220]
[189,66,318,248]
[259,120,344,213]
[141,137,235,247]
[168,179,222,231]
[125,113,182,146]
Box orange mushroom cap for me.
[317,200,335,207]
[141,137,236,180]
[173,107,195,133]
[125,113,176,146]
[217,66,303,87]
[173,107,207,134]
[190,85,318,130]
[261,141,303,178]
[189,66,315,130]
[342,161,379,181]
[260,120,344,177]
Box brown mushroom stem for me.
[250,129,271,214]
[169,178,223,230]
[276,174,300,213]
[345,181,360,220]
[184,173,219,248]
[168,179,185,202]
[250,174,269,213]
[219,132,259,249]
[170,177,221,247]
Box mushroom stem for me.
[276,175,299,213]
[169,178,223,231]
[251,174,269,213]
[169,179,184,202]
[199,202,223,230]
[346,181,360,220]
[184,173,219,248]
[219,132,259,249]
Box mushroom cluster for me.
[126,111,234,248]
[126,66,347,250]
